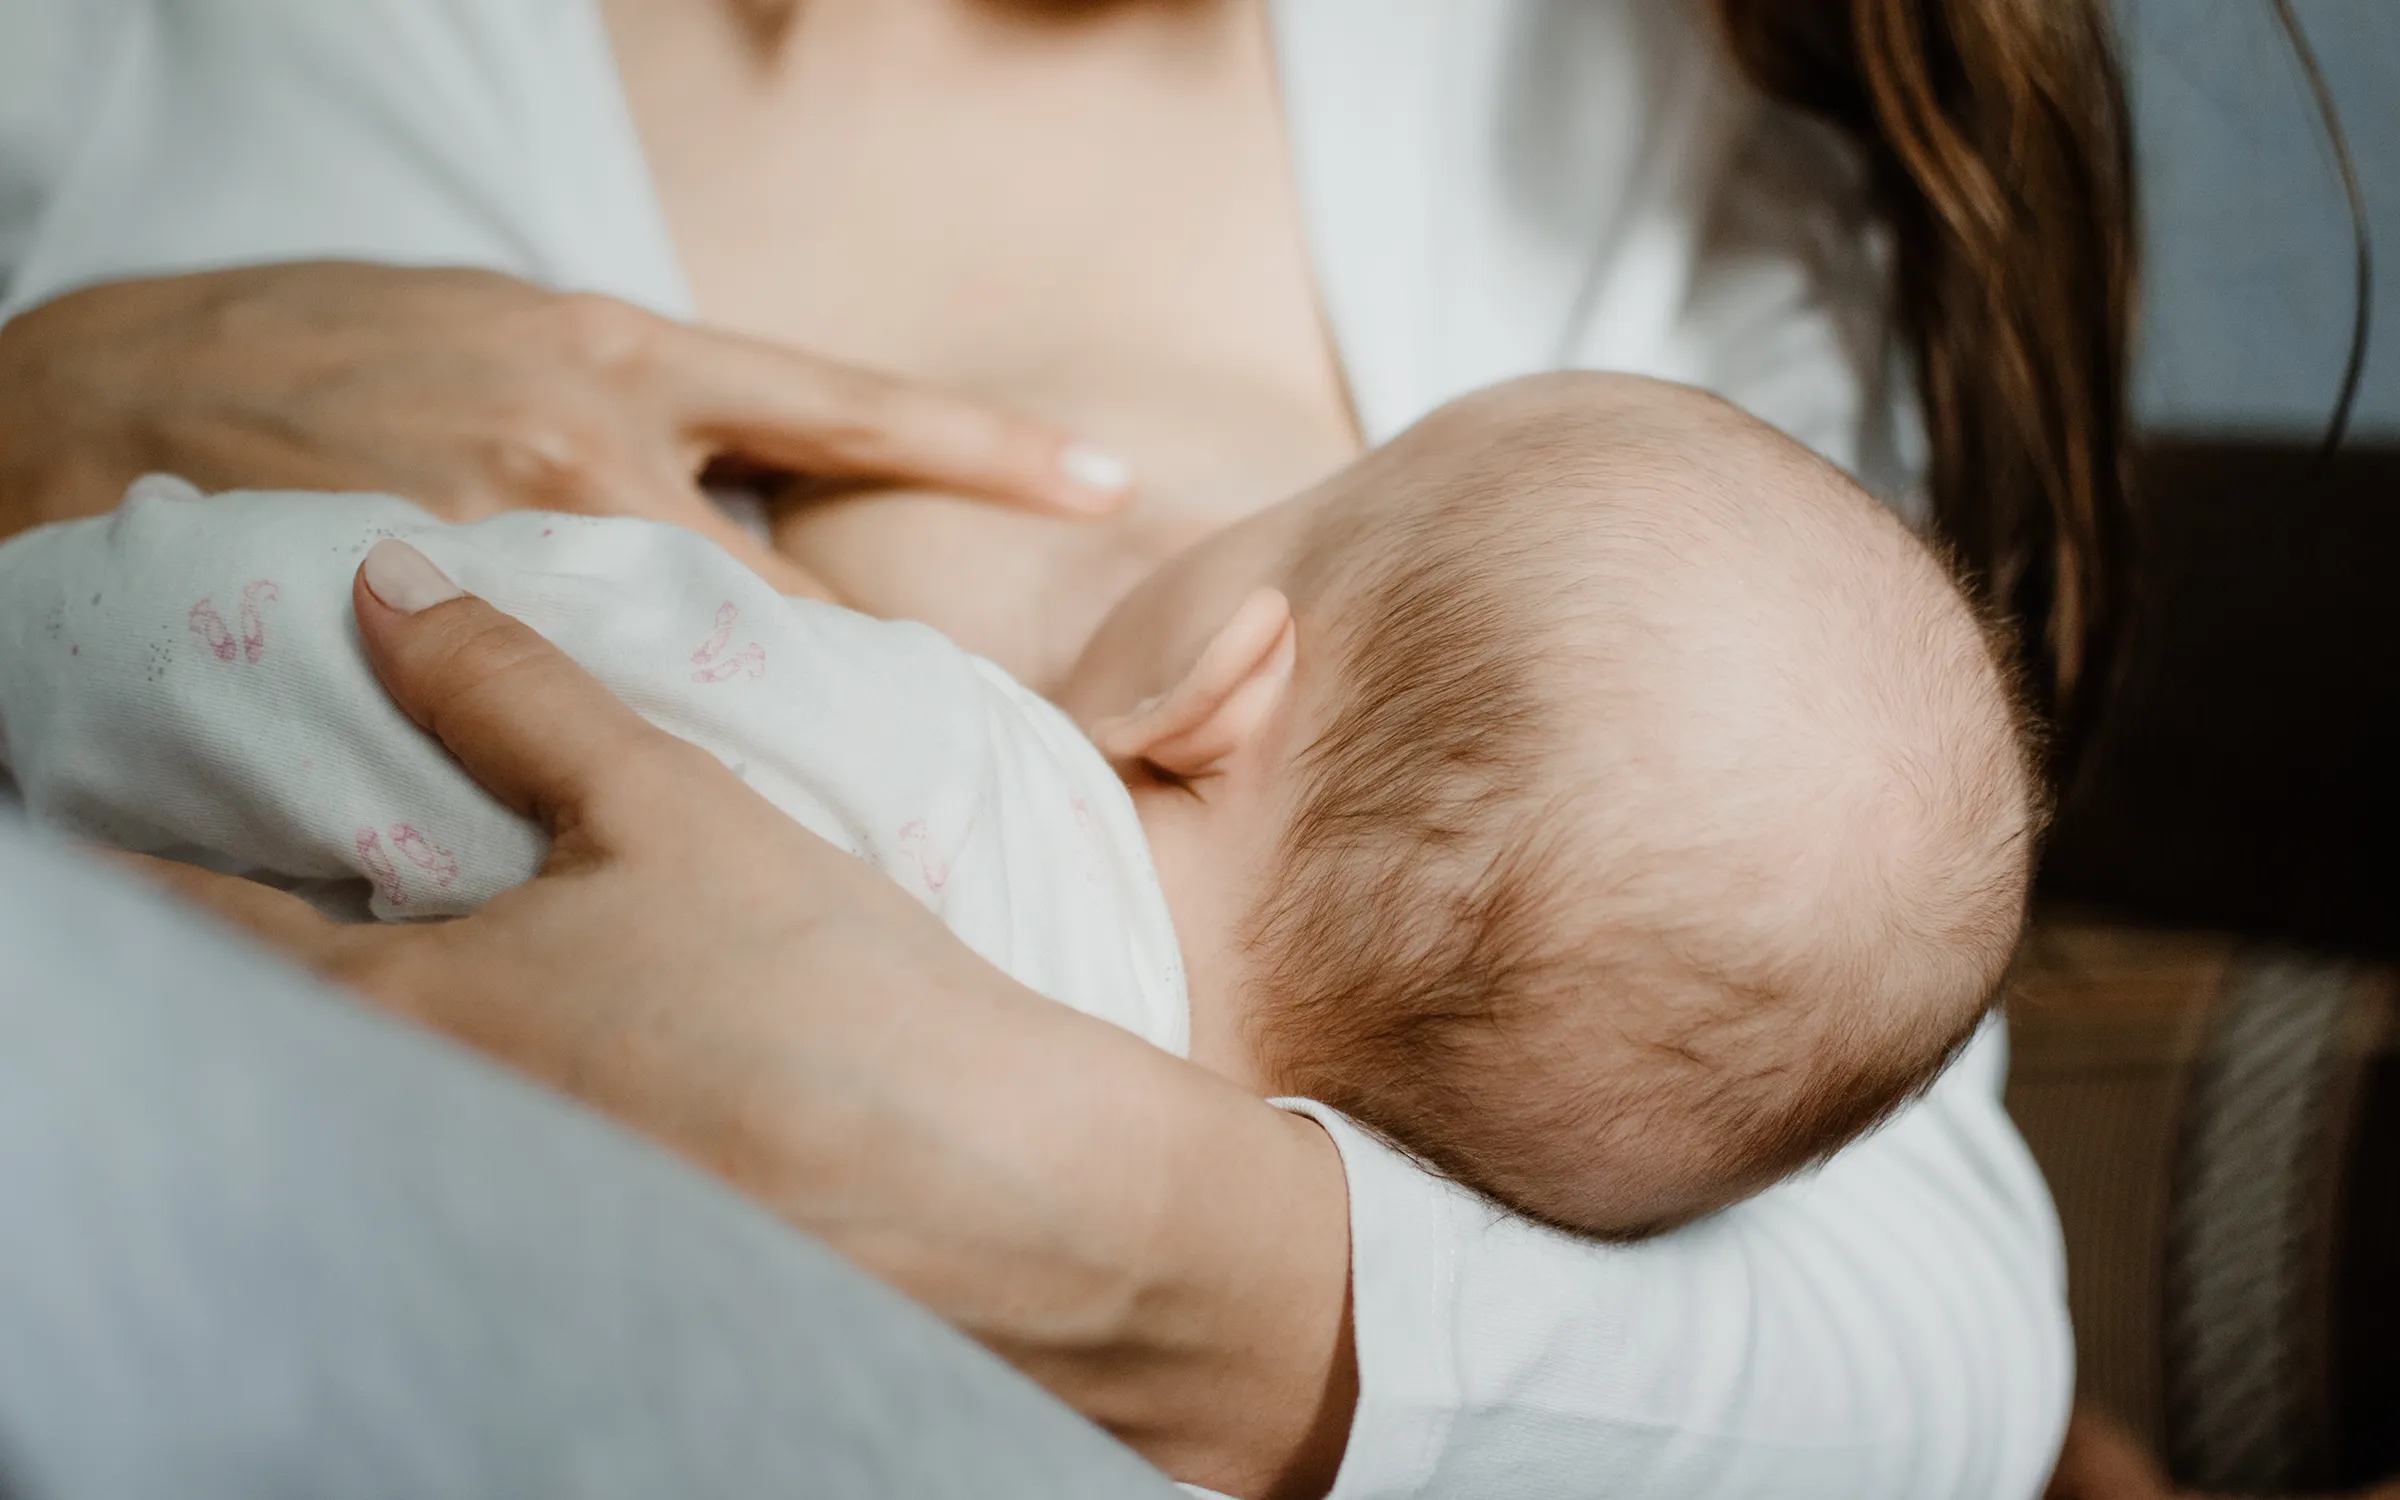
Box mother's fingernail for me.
[1059,443,1132,495]
[361,539,464,613]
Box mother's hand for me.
[129,541,1355,1500]
[0,262,1128,595]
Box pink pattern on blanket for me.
[897,819,952,895]
[188,580,281,664]
[356,827,406,908]
[690,601,766,683]
[188,602,234,662]
[388,823,460,888]
[357,822,460,907]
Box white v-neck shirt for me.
[0,4,2068,1496]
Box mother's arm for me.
[0,264,1128,594]
[144,542,2072,1500]
[138,542,1355,1500]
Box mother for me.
[0,1,2133,1495]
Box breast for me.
[773,359,1355,694]
[606,0,1361,692]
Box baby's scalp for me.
[1242,373,2038,1238]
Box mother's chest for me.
[610,0,1359,507]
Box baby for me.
[0,373,2037,1238]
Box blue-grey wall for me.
[2123,0,2400,440]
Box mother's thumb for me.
[355,539,670,833]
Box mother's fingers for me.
[352,541,701,846]
[651,322,1133,515]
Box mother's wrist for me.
[1114,1089,1356,1498]
[943,1011,1356,1496]
[732,942,1225,1349]
[737,940,1356,1495]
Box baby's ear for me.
[1090,588,1295,780]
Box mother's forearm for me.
[739,939,1355,1499]
[144,547,1334,1491]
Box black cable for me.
[2269,0,2373,457]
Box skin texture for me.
[4,0,1363,1489]
[607,0,1362,692]
[1060,506,1308,1091]
[0,265,1367,1493]
[0,263,1130,585]
[1077,372,2033,1240]
[127,544,1357,1500]
[0,0,2141,1488]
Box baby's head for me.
[1059,372,2039,1239]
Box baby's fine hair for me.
[1239,375,2042,1239]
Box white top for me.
[0,478,1191,1052]
[0,4,2068,1496]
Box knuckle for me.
[547,292,655,374]
[478,414,614,506]
[419,481,498,523]
[193,282,281,350]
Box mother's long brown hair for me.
[1717,0,2137,769]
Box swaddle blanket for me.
[0,476,1188,1054]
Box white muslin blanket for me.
[0,476,1188,1054]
